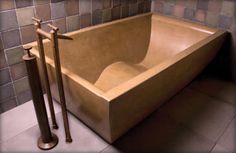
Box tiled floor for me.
[0,75,236,153]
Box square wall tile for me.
[51,0,64,3]
[129,3,138,16]
[16,7,35,26]
[0,68,11,86]
[17,90,32,105]
[0,52,7,69]
[80,13,92,28]
[5,47,24,66]
[206,11,219,27]
[0,10,18,32]
[10,62,27,81]
[112,6,121,20]
[0,34,3,50]
[79,0,92,15]
[103,0,111,9]
[15,0,33,8]
[66,15,80,32]
[221,0,235,17]
[92,9,102,25]
[35,4,51,21]
[219,15,233,29]
[184,8,195,20]
[0,0,15,11]
[20,25,36,44]
[163,2,174,15]
[197,0,209,10]
[0,97,17,113]
[152,1,163,13]
[121,5,129,18]
[102,8,112,22]
[52,18,67,34]
[2,29,21,49]
[92,0,103,11]
[34,0,50,5]
[195,9,206,23]
[0,83,15,101]
[113,0,121,7]
[65,0,80,16]
[208,0,223,13]
[173,5,185,18]
[51,1,66,19]
[13,77,30,95]
[185,0,197,10]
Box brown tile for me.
[65,0,80,16]
[17,89,32,105]
[51,1,66,19]
[15,0,33,8]
[111,6,121,20]
[121,0,128,6]
[0,83,15,101]
[0,52,7,69]
[208,0,223,13]
[0,97,17,113]
[103,0,111,9]
[138,2,145,14]
[2,29,21,49]
[80,13,92,28]
[129,3,138,16]
[102,8,112,22]
[13,77,30,95]
[34,0,50,5]
[5,47,24,66]
[79,0,92,15]
[35,4,51,21]
[113,0,121,7]
[10,62,27,81]
[51,0,64,3]
[0,10,18,32]
[153,1,163,13]
[173,4,185,18]
[121,5,129,18]
[92,0,103,11]
[0,34,3,50]
[206,11,219,27]
[0,0,15,11]
[20,25,36,44]
[52,18,67,34]
[92,9,102,25]
[66,15,80,32]
[0,68,11,86]
[16,7,35,26]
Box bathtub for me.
[28,13,227,143]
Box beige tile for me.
[159,88,236,142]
[16,7,35,26]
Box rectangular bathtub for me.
[28,13,227,143]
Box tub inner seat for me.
[94,62,147,91]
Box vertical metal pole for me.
[50,29,72,143]
[23,46,58,150]
[34,21,58,129]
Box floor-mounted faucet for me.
[32,17,73,143]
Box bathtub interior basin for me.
[27,13,227,143]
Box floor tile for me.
[1,112,109,153]
[0,96,61,143]
[159,88,236,142]
[102,111,214,153]
[210,144,231,153]
[217,116,236,152]
[190,77,236,105]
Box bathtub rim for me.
[25,13,226,102]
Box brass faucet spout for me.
[36,29,51,40]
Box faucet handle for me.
[32,17,42,23]
[23,45,32,57]
[47,24,59,31]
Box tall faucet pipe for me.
[33,18,58,129]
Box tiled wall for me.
[152,0,236,81]
[0,0,151,113]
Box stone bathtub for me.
[28,13,226,143]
